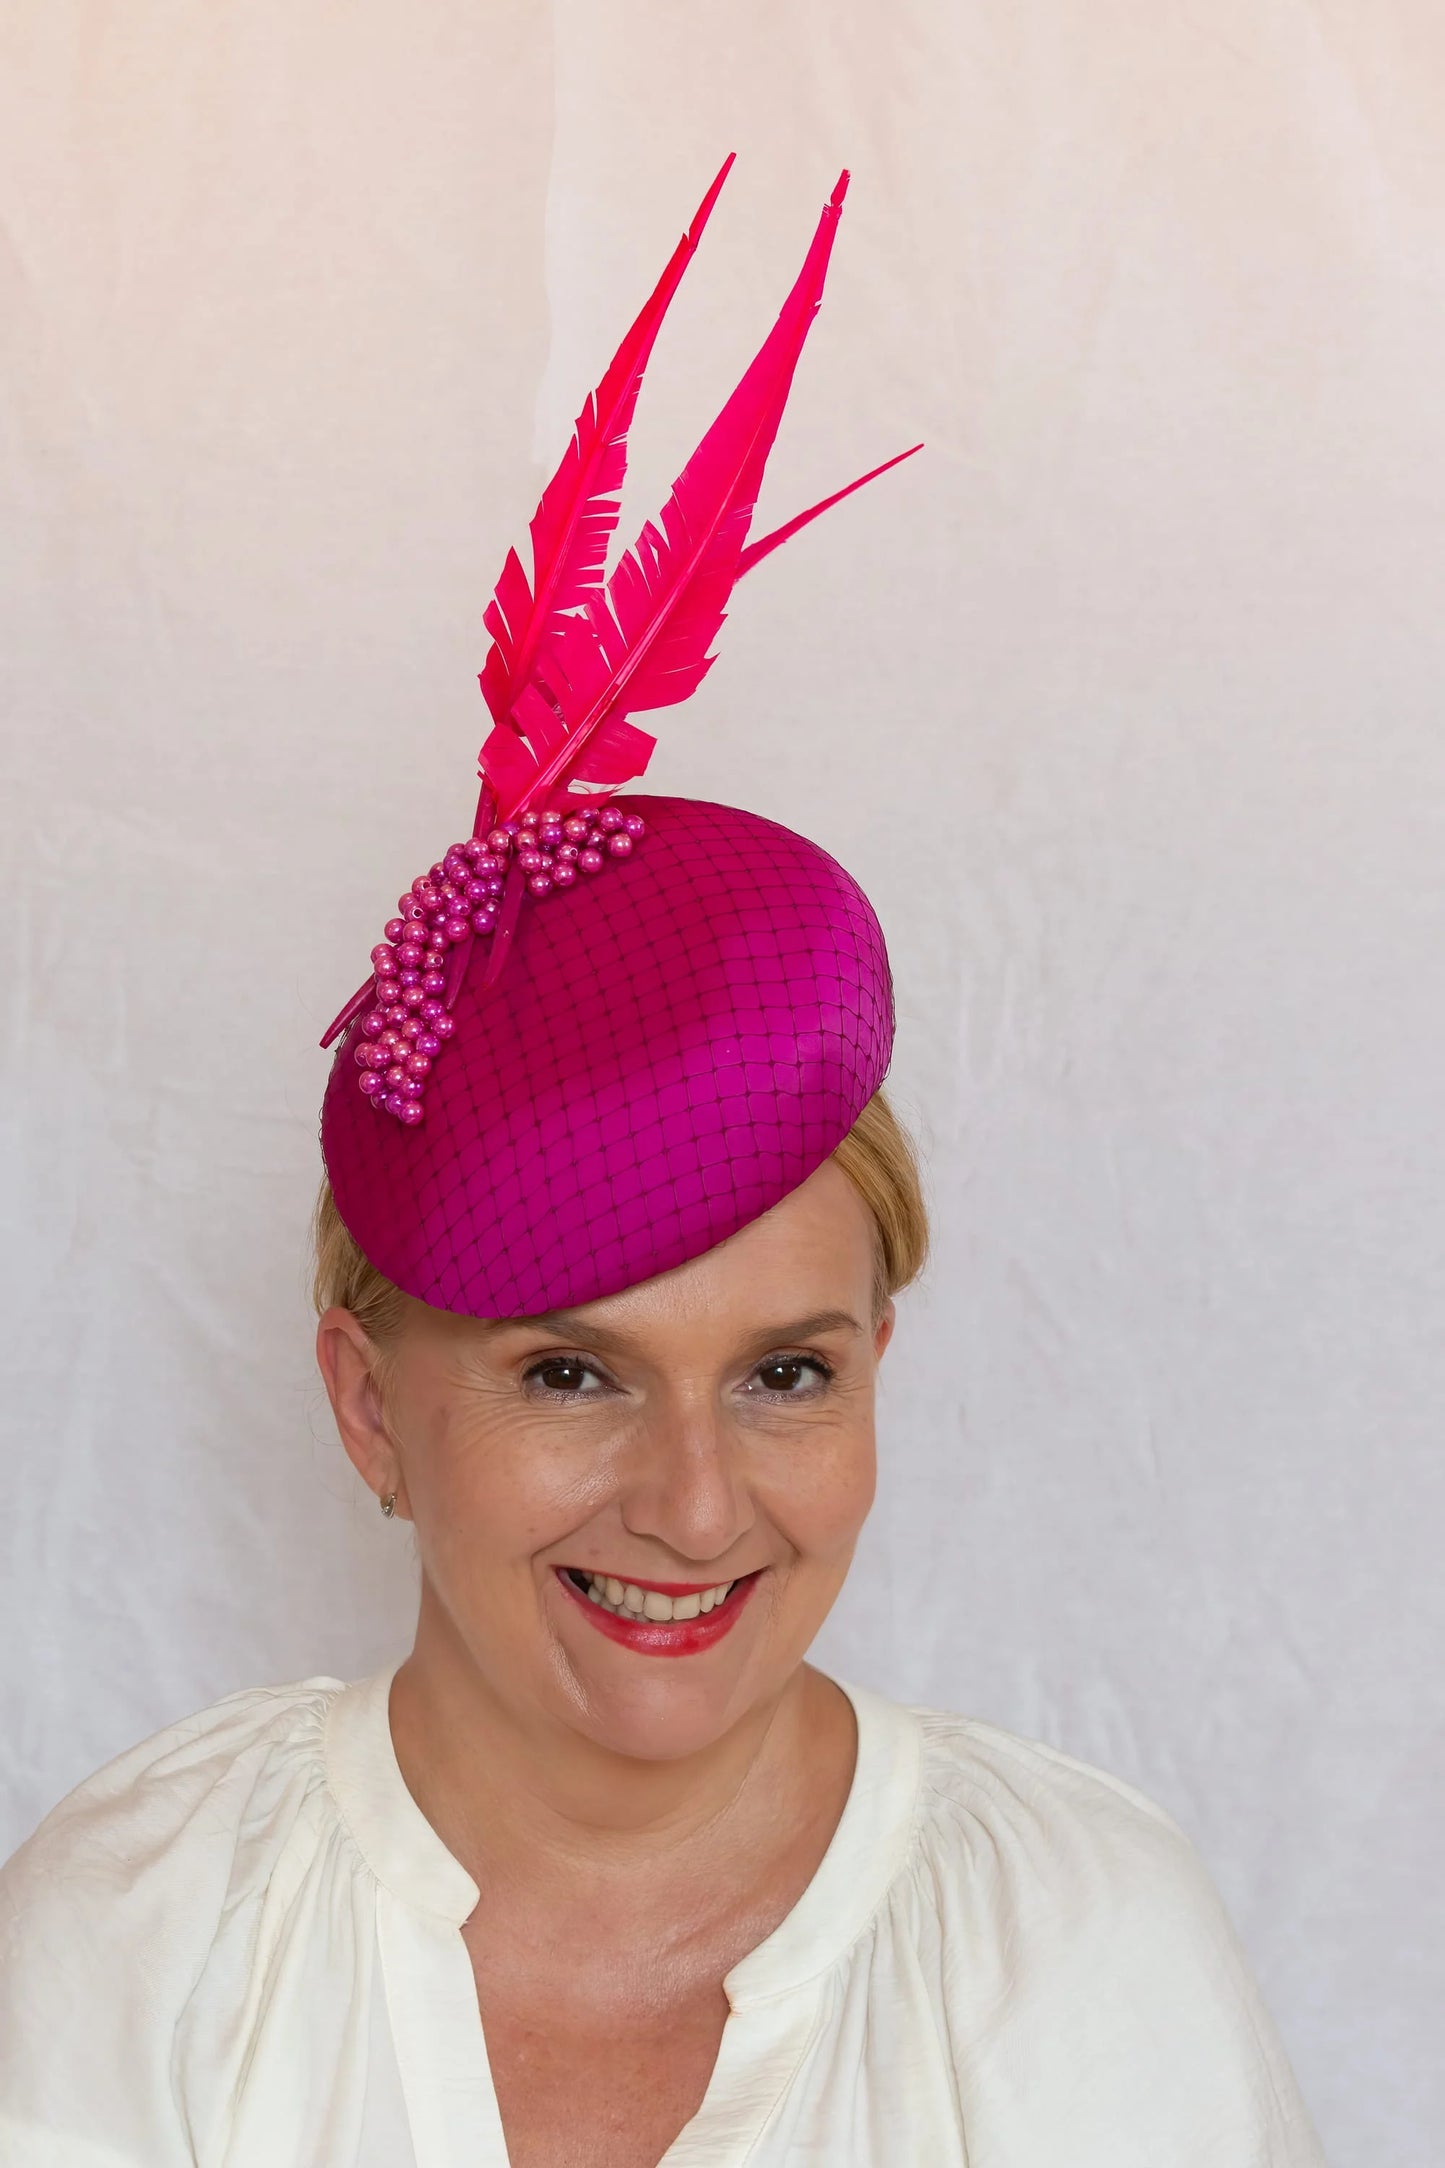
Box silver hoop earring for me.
[379,1491,397,1519]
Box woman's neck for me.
[386,1589,854,1913]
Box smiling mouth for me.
[562,1568,743,1623]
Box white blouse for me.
[0,1665,1325,2167]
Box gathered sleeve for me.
[907,1709,1326,2166]
[0,1679,378,2168]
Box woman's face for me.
[320,1159,892,1764]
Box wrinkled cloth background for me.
[3,5,1442,2161]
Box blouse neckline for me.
[322,1662,924,1993]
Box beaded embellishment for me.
[350,804,645,1125]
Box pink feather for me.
[475,157,734,798]
[480,172,853,820]
[736,442,923,578]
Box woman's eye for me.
[525,1356,604,1396]
[751,1355,831,1397]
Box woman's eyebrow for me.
[477,1310,639,1355]
[740,1310,865,1352]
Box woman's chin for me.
[567,1671,764,1764]
[543,1577,779,1761]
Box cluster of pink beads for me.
[353,801,647,1124]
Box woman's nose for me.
[616,1396,756,1564]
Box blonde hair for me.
[312,1086,928,1343]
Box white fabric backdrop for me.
[3,4,1441,2160]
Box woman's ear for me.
[873,1297,896,1364]
[315,1307,410,1518]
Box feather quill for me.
[480,171,854,820]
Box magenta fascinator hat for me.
[320,157,919,1317]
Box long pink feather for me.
[480,172,853,820]
[474,156,734,819]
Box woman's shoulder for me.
[0,1672,353,1994]
[898,1696,1227,1931]
[861,1696,1324,2159]
[0,1675,359,2159]
[910,1699,1192,1855]
[3,1673,347,1889]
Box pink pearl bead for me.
[527,873,554,898]
[398,971,421,990]
[552,862,578,888]
[412,877,436,902]
[463,837,486,861]
[486,829,511,854]
[398,1099,424,1126]
[415,1030,441,1056]
[519,809,539,829]
[422,971,446,995]
[353,1044,373,1067]
[554,843,579,864]
[501,820,521,837]
[429,861,448,884]
[386,1005,408,1027]
[432,1012,456,1040]
[406,1053,432,1079]
[563,815,590,842]
[359,1071,384,1097]
[361,1012,386,1038]
[386,1064,408,1088]
[444,915,470,942]
[399,1074,424,1098]
[401,1017,423,1041]
[598,805,626,832]
[402,985,426,1009]
[371,944,398,972]
[606,831,634,859]
[578,848,604,873]
[383,1092,408,1117]
[516,848,543,874]
[384,918,406,943]
[379,1030,403,1053]
[421,999,445,1023]
[471,908,497,935]
[623,813,646,838]
[398,942,424,968]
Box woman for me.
[0,166,1324,2166]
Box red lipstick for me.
[554,1567,760,1657]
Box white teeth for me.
[577,1573,739,1622]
